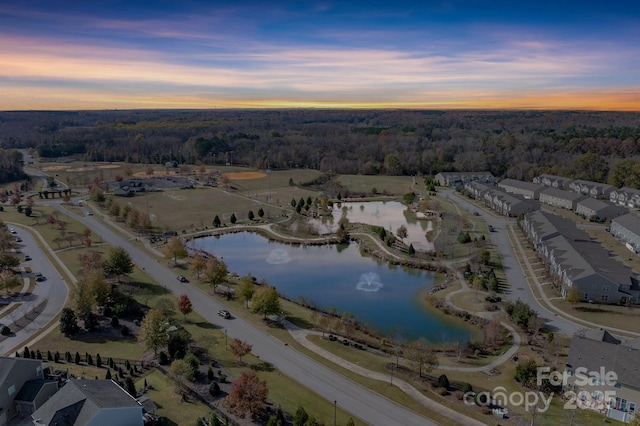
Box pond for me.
[193,232,473,342]
[331,201,436,252]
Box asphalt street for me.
[444,190,582,335]
[0,225,69,355]
[56,204,438,426]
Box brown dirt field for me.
[41,165,69,171]
[132,170,179,177]
[66,167,96,172]
[98,165,120,169]
[224,171,267,180]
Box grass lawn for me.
[449,291,491,313]
[337,175,417,196]
[135,370,211,426]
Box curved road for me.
[0,225,69,355]
[54,203,440,426]
[443,190,582,335]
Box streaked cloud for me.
[0,1,638,110]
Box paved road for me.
[54,203,439,426]
[0,225,69,355]
[443,190,582,335]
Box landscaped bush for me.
[111,316,119,327]
[437,374,450,389]
[462,383,473,394]
[454,390,464,400]
[0,326,10,335]
[120,325,129,336]
[209,381,220,396]
[158,351,168,365]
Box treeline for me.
[0,149,26,183]
[1,109,640,184]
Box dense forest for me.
[2,109,640,187]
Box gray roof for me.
[567,329,640,389]
[15,379,56,402]
[32,379,141,426]
[525,211,635,286]
[0,357,43,390]
[498,178,544,193]
[612,213,640,237]
[540,187,587,202]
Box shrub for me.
[207,365,214,381]
[480,406,492,415]
[454,390,464,400]
[462,383,473,394]
[0,326,10,336]
[436,387,448,396]
[103,306,113,317]
[209,381,220,396]
[437,374,450,389]
[158,351,168,365]
[111,316,120,327]
[120,325,129,336]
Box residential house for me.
[566,328,640,423]
[611,214,640,253]
[434,172,495,187]
[0,357,55,426]
[485,190,539,217]
[31,379,143,426]
[610,187,640,208]
[539,187,587,211]
[569,179,616,200]
[575,198,627,222]
[533,174,574,189]
[497,178,544,200]
[521,211,640,304]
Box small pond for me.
[193,232,472,342]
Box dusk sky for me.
[1,1,639,110]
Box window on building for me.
[8,384,15,396]
[602,285,610,292]
[601,295,609,302]
[629,402,636,415]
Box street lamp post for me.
[333,400,336,426]
[225,329,228,350]
[390,364,394,386]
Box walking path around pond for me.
[285,322,487,426]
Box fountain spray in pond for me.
[356,272,383,292]
[266,248,291,264]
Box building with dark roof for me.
[539,187,587,211]
[566,328,640,423]
[610,187,640,208]
[434,171,495,187]
[31,380,143,426]
[0,356,49,425]
[611,213,640,253]
[521,211,640,304]
[533,174,574,189]
[575,198,627,222]
[497,178,544,200]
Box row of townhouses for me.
[434,171,495,187]
[533,174,617,200]
[521,210,640,305]
[463,182,539,217]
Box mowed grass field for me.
[336,174,418,196]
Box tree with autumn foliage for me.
[46,215,56,228]
[178,294,193,321]
[203,256,228,293]
[230,338,252,364]
[164,236,187,266]
[188,254,207,279]
[225,370,268,417]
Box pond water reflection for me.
[193,232,471,342]
[332,201,435,252]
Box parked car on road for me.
[218,310,231,319]
[34,272,45,281]
[177,275,187,282]
[23,255,31,261]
